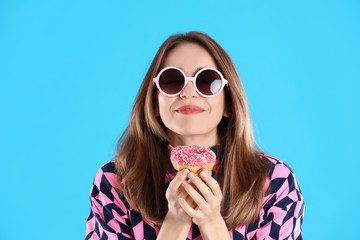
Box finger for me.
[176,193,195,209]
[174,188,188,208]
[168,169,189,193]
[182,176,207,209]
[184,192,197,209]
[199,170,222,199]
[178,198,197,218]
[187,172,215,203]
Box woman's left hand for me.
[178,169,223,227]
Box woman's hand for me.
[179,170,231,240]
[179,169,223,226]
[158,169,194,240]
[165,169,195,223]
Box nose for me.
[179,81,199,98]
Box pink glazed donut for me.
[170,145,216,173]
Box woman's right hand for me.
[157,169,193,240]
[165,169,193,223]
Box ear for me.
[223,108,230,117]
[153,90,160,117]
[154,106,160,117]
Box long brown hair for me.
[115,31,269,229]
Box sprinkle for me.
[170,145,216,166]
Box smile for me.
[175,105,205,115]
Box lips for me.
[175,105,205,115]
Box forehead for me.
[162,42,217,74]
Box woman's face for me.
[157,42,227,147]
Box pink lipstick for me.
[175,105,205,115]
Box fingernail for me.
[182,169,189,175]
[200,171,207,177]
[188,172,195,179]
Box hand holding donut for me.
[169,145,225,228]
[159,169,197,239]
[165,169,194,224]
[163,145,230,239]
[179,170,223,228]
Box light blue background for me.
[1,0,359,239]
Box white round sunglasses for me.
[153,66,228,98]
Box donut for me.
[170,145,216,173]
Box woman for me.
[85,32,304,240]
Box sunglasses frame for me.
[153,66,228,98]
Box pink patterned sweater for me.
[85,147,304,240]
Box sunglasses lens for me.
[196,70,223,96]
[159,68,185,95]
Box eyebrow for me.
[195,67,204,73]
[177,66,205,76]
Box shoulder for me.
[259,153,303,199]
[90,160,131,210]
[95,160,117,176]
[260,153,295,179]
[91,160,124,198]
[93,161,118,186]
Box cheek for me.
[214,103,225,118]
[157,95,167,113]
[211,94,226,116]
[157,94,175,119]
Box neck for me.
[168,132,219,148]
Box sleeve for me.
[256,160,305,240]
[85,162,134,240]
